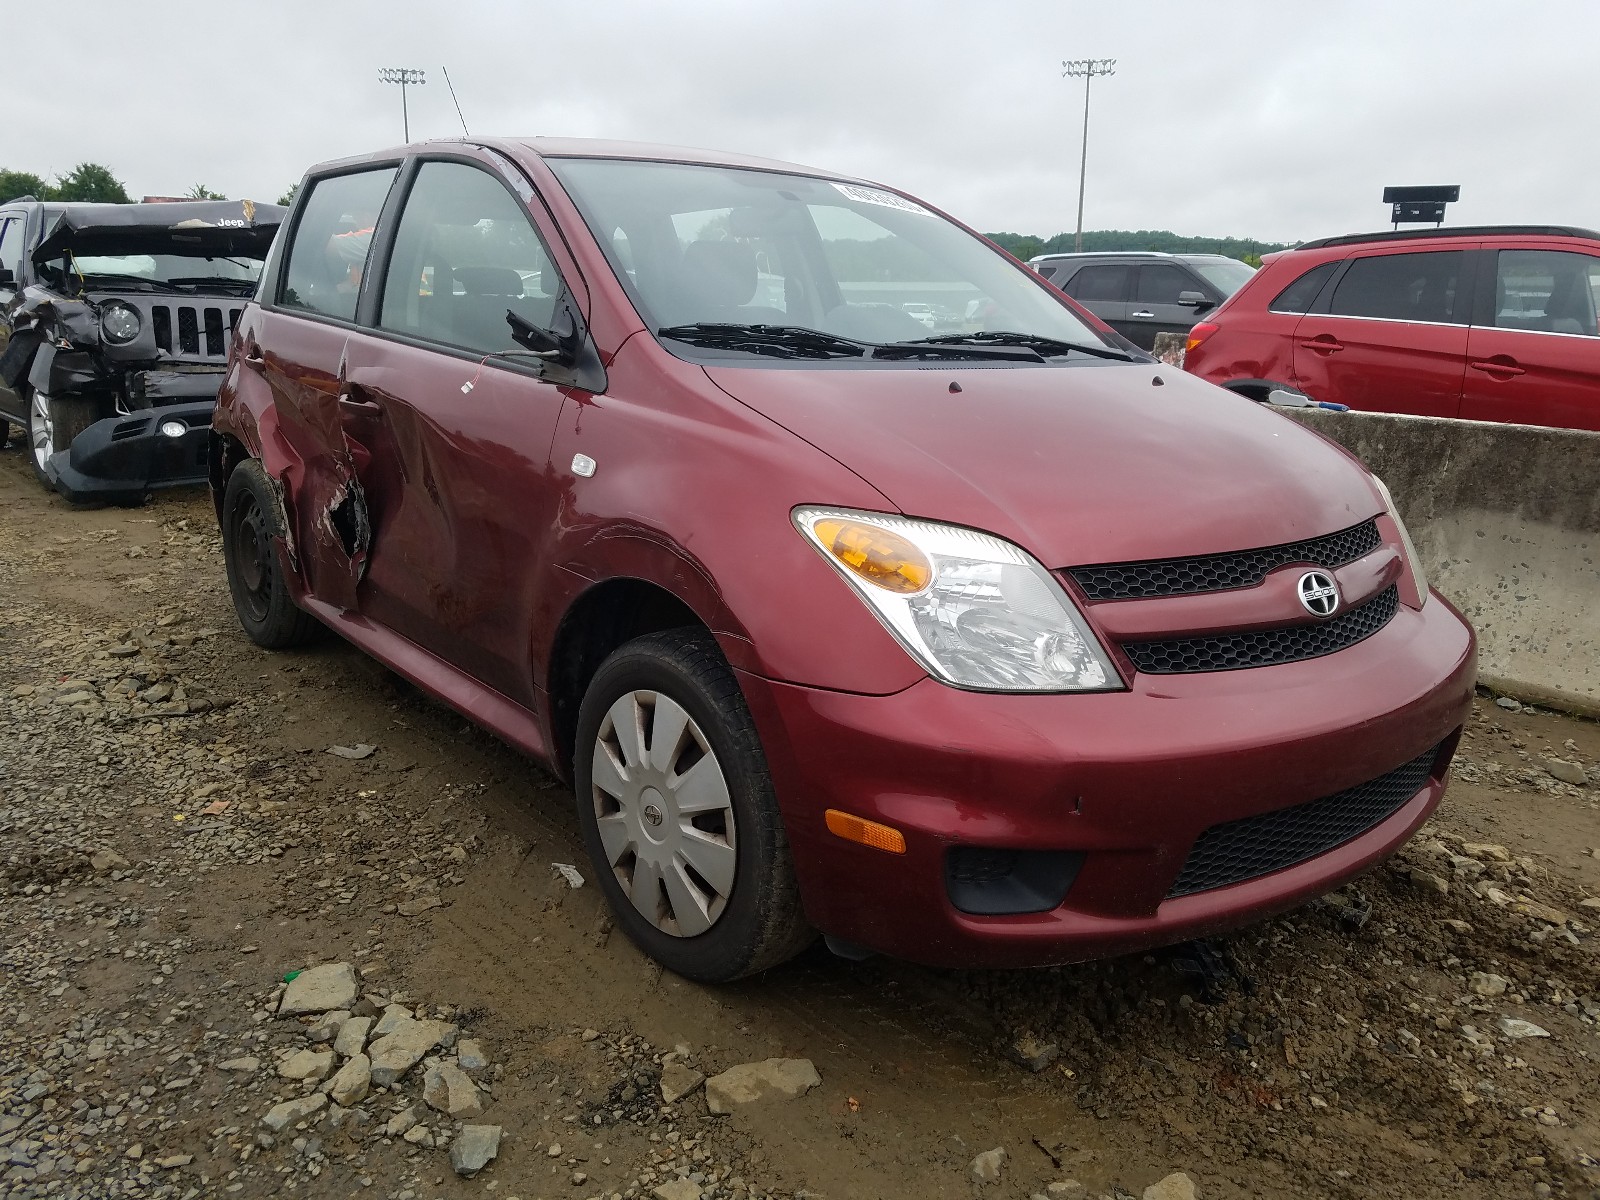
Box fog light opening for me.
[159,420,187,439]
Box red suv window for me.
[1327,251,1466,324]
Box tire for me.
[220,458,321,649]
[0,418,10,450]
[573,629,814,982]
[28,391,99,491]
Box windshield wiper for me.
[868,340,1042,363]
[167,276,258,293]
[658,323,869,359]
[76,273,190,294]
[905,330,1137,361]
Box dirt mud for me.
[1,435,1597,1200]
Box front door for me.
[350,157,579,701]
[1460,247,1600,431]
[0,214,27,420]
[1291,248,1470,417]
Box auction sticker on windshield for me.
[832,182,929,215]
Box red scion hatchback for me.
[1184,225,1600,431]
[210,138,1476,982]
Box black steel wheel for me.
[221,459,321,648]
[574,629,814,982]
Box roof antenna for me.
[442,66,470,136]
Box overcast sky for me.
[8,1,1595,243]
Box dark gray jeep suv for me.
[1028,251,1255,351]
[0,198,283,502]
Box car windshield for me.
[55,249,265,290]
[1189,258,1256,296]
[547,157,1110,356]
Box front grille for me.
[150,303,243,361]
[1167,742,1441,898]
[1070,519,1381,601]
[1123,585,1398,674]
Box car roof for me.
[1295,225,1600,251]
[306,136,872,186]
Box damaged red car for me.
[210,139,1476,981]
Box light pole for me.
[1061,58,1116,252]
[378,68,426,142]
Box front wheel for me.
[220,459,321,649]
[28,392,98,491]
[573,629,813,981]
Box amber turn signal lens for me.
[825,809,908,854]
[812,518,931,594]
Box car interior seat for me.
[669,240,786,326]
[1541,270,1593,336]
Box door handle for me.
[338,391,384,416]
[1130,310,1155,319]
[241,345,266,372]
[1301,335,1343,355]
[1469,357,1525,378]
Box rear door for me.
[1060,263,1131,339]
[1128,262,1203,351]
[1460,246,1600,431]
[251,164,401,612]
[1291,248,1471,417]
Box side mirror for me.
[1177,290,1214,311]
[506,305,576,365]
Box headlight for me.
[794,506,1121,692]
[1372,476,1428,602]
[100,301,142,344]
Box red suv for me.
[210,138,1475,981]
[1184,226,1600,431]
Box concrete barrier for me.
[1280,409,1600,716]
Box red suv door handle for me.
[1469,356,1525,378]
[242,346,266,372]
[1301,334,1343,355]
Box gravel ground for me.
[0,438,1597,1200]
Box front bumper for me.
[743,592,1476,969]
[48,400,214,504]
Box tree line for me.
[986,229,1291,268]
[1,161,297,206]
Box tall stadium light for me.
[378,68,426,142]
[1061,58,1116,252]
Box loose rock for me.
[261,1093,328,1132]
[450,1123,502,1177]
[661,1059,706,1103]
[970,1147,1007,1185]
[705,1058,821,1113]
[1144,1173,1198,1200]
[422,1061,484,1118]
[278,962,360,1016]
[326,1052,371,1107]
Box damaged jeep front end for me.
[0,198,285,502]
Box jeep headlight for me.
[100,301,142,344]
[794,507,1122,692]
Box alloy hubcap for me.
[29,393,54,471]
[591,690,737,938]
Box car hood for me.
[32,199,285,264]
[701,361,1383,568]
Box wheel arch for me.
[544,576,713,784]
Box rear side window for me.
[379,161,562,356]
[1269,261,1337,313]
[1135,264,1194,305]
[1491,249,1600,337]
[1328,250,1465,324]
[1035,264,1058,280]
[1066,264,1128,302]
[280,168,399,322]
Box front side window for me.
[1135,264,1194,305]
[0,217,22,284]
[379,161,561,355]
[1328,250,1464,324]
[281,168,398,322]
[1066,264,1129,302]
[1491,249,1600,337]
[1190,258,1255,297]
[1270,261,1338,314]
[547,158,1108,355]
